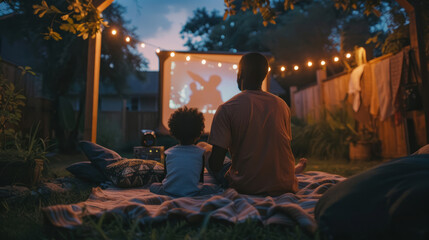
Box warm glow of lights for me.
[334,56,340,62]
[140,43,145,48]
[321,60,326,66]
[307,61,313,67]
[346,53,352,58]
[280,66,286,72]
[186,56,191,61]
[111,29,117,35]
[156,48,160,53]
[125,36,131,42]
[294,65,299,71]
[170,52,175,57]
[218,62,222,67]
[202,59,206,64]
[232,64,238,69]
[268,67,271,72]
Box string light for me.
[108,28,357,70]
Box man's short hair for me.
[239,52,268,85]
[168,107,205,145]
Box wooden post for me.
[396,0,429,143]
[84,31,102,142]
[83,0,114,142]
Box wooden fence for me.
[290,56,426,159]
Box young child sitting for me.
[150,107,220,197]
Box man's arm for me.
[208,145,228,181]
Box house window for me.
[131,97,139,111]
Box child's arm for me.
[199,155,204,183]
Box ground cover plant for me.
[0,152,383,239]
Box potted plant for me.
[0,63,48,186]
[348,127,378,161]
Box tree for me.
[0,0,147,152]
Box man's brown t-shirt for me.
[209,90,298,196]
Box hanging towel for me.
[348,64,365,112]
[369,63,380,116]
[390,51,404,104]
[374,58,393,121]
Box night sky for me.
[118,0,225,70]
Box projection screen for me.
[158,51,270,133]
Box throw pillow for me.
[79,141,122,175]
[105,159,165,188]
[66,161,108,183]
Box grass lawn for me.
[0,152,386,239]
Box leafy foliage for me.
[223,0,384,24]
[291,105,356,159]
[0,64,27,149]
[14,123,49,163]
[32,0,108,40]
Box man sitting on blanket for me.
[200,52,307,196]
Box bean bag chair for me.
[315,153,429,240]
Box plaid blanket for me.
[43,171,344,233]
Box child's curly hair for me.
[168,107,205,145]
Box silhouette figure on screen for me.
[187,71,223,112]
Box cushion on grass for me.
[79,141,122,175]
[315,154,429,240]
[105,159,165,188]
[66,161,107,183]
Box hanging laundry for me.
[390,51,404,105]
[374,58,394,121]
[348,64,365,112]
[369,63,380,116]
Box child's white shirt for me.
[162,144,205,197]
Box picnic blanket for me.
[43,171,345,233]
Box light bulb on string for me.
[232,64,238,69]
[280,66,286,72]
[170,52,175,57]
[218,62,222,67]
[268,67,271,72]
[186,56,191,61]
[201,59,206,65]
[140,43,145,48]
[346,53,352,59]
[125,36,131,43]
[307,61,313,67]
[111,29,117,35]
[334,56,340,62]
[156,48,160,53]
[293,65,299,71]
[320,60,326,66]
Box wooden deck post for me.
[396,0,429,144]
[84,31,102,142]
[83,0,114,142]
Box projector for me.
[141,129,156,147]
[134,130,165,164]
